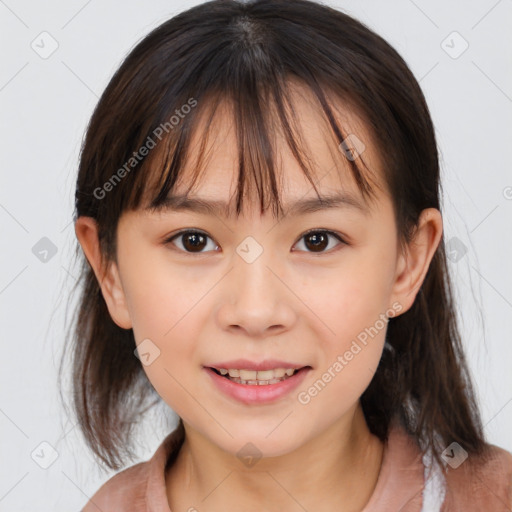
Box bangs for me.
[122,75,383,220]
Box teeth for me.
[239,369,257,380]
[215,367,300,384]
[256,370,274,380]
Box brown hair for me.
[59,0,492,473]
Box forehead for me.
[158,80,385,218]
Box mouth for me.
[208,366,310,385]
[204,365,312,404]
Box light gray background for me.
[1,0,511,510]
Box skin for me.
[75,84,443,511]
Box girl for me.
[62,0,512,510]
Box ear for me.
[389,208,443,315]
[74,216,132,329]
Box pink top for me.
[81,423,512,511]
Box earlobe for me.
[390,208,443,314]
[74,216,133,329]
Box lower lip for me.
[204,367,311,405]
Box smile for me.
[210,367,299,385]
[204,366,312,404]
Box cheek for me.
[121,247,211,335]
[297,276,389,417]
[127,282,203,416]
[307,256,393,338]
[300,251,393,397]
[120,250,214,408]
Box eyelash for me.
[163,228,347,255]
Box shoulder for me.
[80,427,184,512]
[81,461,150,512]
[441,443,512,511]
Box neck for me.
[166,403,385,512]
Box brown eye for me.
[182,232,207,252]
[294,230,345,254]
[166,230,218,253]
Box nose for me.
[215,249,297,338]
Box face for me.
[87,86,429,460]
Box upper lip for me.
[205,359,310,371]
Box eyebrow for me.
[147,191,370,219]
